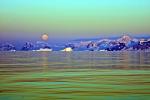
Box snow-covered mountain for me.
[0,35,149,51]
[21,41,52,51]
[0,43,16,51]
[66,35,150,51]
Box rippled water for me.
[0,51,150,100]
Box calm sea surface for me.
[0,51,150,100]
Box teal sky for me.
[0,0,150,40]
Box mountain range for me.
[0,35,149,51]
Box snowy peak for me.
[117,34,132,44]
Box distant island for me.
[0,34,150,51]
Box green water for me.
[0,51,150,100]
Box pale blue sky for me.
[0,0,150,41]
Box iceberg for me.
[34,48,52,52]
[61,47,73,52]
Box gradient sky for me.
[0,0,150,41]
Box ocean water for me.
[0,51,150,100]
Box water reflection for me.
[0,51,150,100]
[40,52,49,71]
[55,51,150,70]
[0,51,150,70]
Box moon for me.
[41,33,49,41]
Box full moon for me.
[41,33,49,41]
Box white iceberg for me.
[33,48,52,51]
[61,47,73,52]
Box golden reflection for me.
[40,52,50,82]
[65,52,72,68]
[41,52,49,71]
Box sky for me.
[0,0,150,42]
